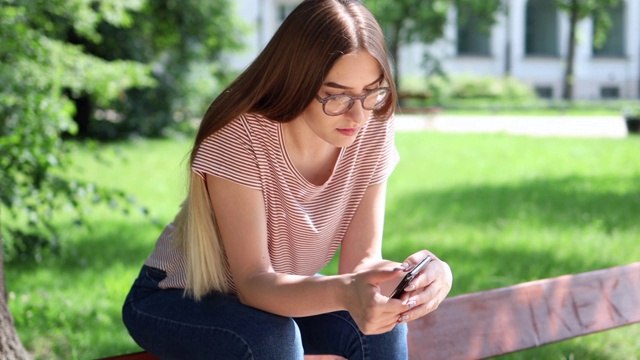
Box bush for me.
[399,75,538,108]
[0,1,154,260]
[66,0,245,141]
[439,75,535,104]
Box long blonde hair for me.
[175,0,396,300]
[174,172,229,299]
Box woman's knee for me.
[124,300,304,359]
[242,315,304,359]
[295,311,408,360]
[162,322,302,360]
[365,323,408,359]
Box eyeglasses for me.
[315,87,390,116]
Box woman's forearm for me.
[235,272,355,317]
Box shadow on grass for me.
[8,219,158,274]
[383,173,639,290]
[68,220,160,268]
[387,173,640,235]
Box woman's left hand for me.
[394,250,453,324]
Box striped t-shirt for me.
[145,113,400,290]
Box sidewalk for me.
[395,114,629,138]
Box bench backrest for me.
[407,262,640,360]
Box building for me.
[229,0,640,100]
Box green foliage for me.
[1,0,243,259]
[0,0,155,260]
[367,0,449,44]
[433,75,535,101]
[72,0,245,139]
[400,75,537,108]
[555,0,621,48]
[368,0,502,45]
[366,0,501,89]
[400,73,639,114]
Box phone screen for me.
[390,255,432,299]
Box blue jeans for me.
[122,266,408,360]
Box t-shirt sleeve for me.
[369,114,400,185]
[191,116,262,189]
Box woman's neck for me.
[282,120,341,186]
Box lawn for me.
[5,130,640,359]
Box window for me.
[600,86,620,99]
[456,6,491,56]
[525,0,559,56]
[534,86,554,99]
[277,3,297,24]
[593,2,625,57]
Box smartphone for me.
[390,255,432,299]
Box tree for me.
[0,216,30,359]
[556,0,620,100]
[0,1,155,356]
[68,0,245,139]
[366,0,501,91]
[0,0,155,257]
[1,0,243,353]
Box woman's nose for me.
[346,99,367,123]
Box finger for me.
[397,286,448,322]
[406,271,436,292]
[409,256,452,291]
[363,267,404,284]
[400,250,432,269]
[396,299,440,324]
[361,320,399,335]
[407,278,441,303]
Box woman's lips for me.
[337,127,359,136]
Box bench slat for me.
[98,352,158,360]
[99,352,341,359]
[407,262,640,360]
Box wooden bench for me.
[102,262,640,360]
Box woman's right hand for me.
[344,267,407,335]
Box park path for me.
[395,114,629,138]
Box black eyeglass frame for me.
[314,87,391,116]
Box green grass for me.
[5,132,640,359]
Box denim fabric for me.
[122,266,408,360]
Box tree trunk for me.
[504,0,512,77]
[73,94,93,138]
[0,216,32,360]
[562,0,578,101]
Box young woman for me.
[122,0,452,359]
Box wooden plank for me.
[407,262,640,360]
[98,351,343,359]
[97,352,158,360]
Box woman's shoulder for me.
[243,113,279,128]
[236,113,282,144]
[205,113,275,140]
[225,113,278,133]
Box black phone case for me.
[391,274,416,299]
[390,256,432,299]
